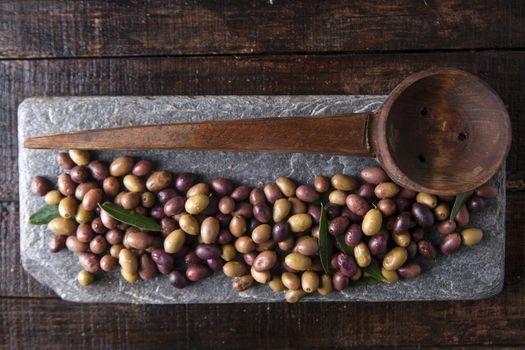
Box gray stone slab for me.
[18,96,505,303]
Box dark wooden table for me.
[1,1,524,349]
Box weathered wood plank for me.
[2,51,525,201]
[0,0,524,59]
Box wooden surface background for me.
[1,1,524,348]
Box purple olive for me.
[186,264,211,282]
[337,253,357,277]
[395,197,411,212]
[332,272,349,291]
[215,212,232,228]
[406,241,418,259]
[357,183,375,200]
[150,206,166,220]
[467,196,485,214]
[211,178,234,196]
[368,233,388,258]
[231,185,251,202]
[393,212,411,233]
[411,203,434,228]
[308,204,321,224]
[163,196,185,216]
[168,270,187,288]
[195,244,221,260]
[440,233,462,254]
[243,252,258,266]
[272,222,289,242]
[418,240,436,260]
[344,224,362,247]
[175,173,196,193]
[184,251,201,265]
[207,258,224,271]
[161,217,178,237]
[157,188,178,205]
[233,202,253,219]
[217,229,233,245]
[151,248,174,274]
[328,216,350,236]
[325,203,341,219]
[411,226,426,242]
[436,220,456,235]
[253,203,271,223]
[397,261,422,278]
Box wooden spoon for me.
[24,68,511,195]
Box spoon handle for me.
[24,113,375,156]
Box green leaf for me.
[99,203,162,232]
[449,191,474,221]
[349,276,382,287]
[363,259,384,282]
[318,203,334,276]
[29,205,60,224]
[335,234,354,256]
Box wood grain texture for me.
[2,51,525,201]
[0,0,524,59]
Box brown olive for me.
[79,252,100,273]
[345,194,369,216]
[436,220,456,235]
[110,244,124,258]
[461,228,483,246]
[268,275,285,292]
[332,272,349,291]
[223,261,248,277]
[288,197,307,214]
[48,234,67,253]
[87,160,109,181]
[200,217,220,244]
[75,182,98,201]
[146,171,172,192]
[374,182,400,199]
[295,185,319,203]
[231,185,251,202]
[234,236,255,254]
[58,173,76,197]
[281,272,301,290]
[89,235,108,255]
[358,183,375,200]
[221,244,236,261]
[124,228,154,250]
[251,224,272,244]
[229,215,247,237]
[377,198,396,216]
[301,271,319,293]
[454,204,470,227]
[278,236,295,251]
[132,159,152,177]
[253,250,277,272]
[273,198,291,222]
[100,255,117,272]
[360,166,388,184]
[70,166,89,184]
[275,177,296,197]
[48,217,78,236]
[293,236,319,256]
[253,202,271,223]
[66,235,88,253]
[331,174,358,191]
[119,248,138,275]
[109,156,134,177]
[232,275,254,292]
[77,270,94,286]
[120,192,140,210]
[91,217,108,234]
[138,253,158,280]
[232,202,253,219]
[285,289,305,303]
[250,266,271,284]
[56,152,75,169]
[328,216,350,236]
[81,188,102,212]
[314,175,330,193]
[218,196,235,215]
[105,228,124,245]
[120,268,138,283]
[418,240,436,259]
[263,183,283,204]
[382,247,408,271]
[249,188,266,205]
[475,184,498,199]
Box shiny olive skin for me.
[360,166,388,185]
[68,149,90,166]
[361,208,382,236]
[103,177,120,198]
[120,192,141,210]
[288,213,313,233]
[354,242,371,267]
[344,224,362,247]
[175,173,196,193]
[123,175,145,193]
[100,208,118,229]
[331,174,358,191]
[328,190,347,206]
[374,182,400,199]
[229,215,247,237]
[76,223,95,243]
[295,185,319,203]
[105,228,124,245]
[186,264,211,282]
[58,173,76,197]
[454,204,470,227]
[91,217,108,234]
[231,185,251,202]
[433,203,450,221]
[301,271,320,293]
[467,196,485,214]
[397,261,422,279]
[82,188,103,211]
[328,216,350,236]
[281,272,301,290]
[163,196,185,216]
[195,244,221,260]
[346,194,369,216]
[211,178,234,196]
[415,192,437,209]
[70,166,89,184]
[436,220,456,235]
[253,202,271,223]
[249,188,266,205]
[357,183,375,200]
[45,190,63,205]
[217,228,233,245]
[49,217,78,236]
[109,156,134,177]
[307,205,321,224]
[58,196,77,219]
[164,229,186,254]
[56,152,75,169]
[275,177,296,197]
[200,217,220,244]
[77,270,94,286]
[74,182,97,201]
[293,236,319,256]
[314,175,330,193]
[243,252,258,266]
[168,270,187,288]
[232,202,253,219]
[157,188,177,205]
[234,236,255,254]
[461,228,483,246]
[392,231,411,247]
[382,247,408,271]
[150,248,174,274]
[411,203,434,228]
[272,221,290,242]
[87,160,109,181]
[66,235,88,253]
[179,214,199,235]
[273,198,291,222]
[368,233,388,258]
[332,272,349,291]
[146,171,172,192]
[100,255,118,272]
[132,159,152,177]
[337,253,357,277]
[377,198,396,216]
[475,184,498,199]
[218,196,235,215]
[263,183,283,204]
[253,250,277,272]
[382,267,399,284]
[221,244,236,261]
[251,224,271,244]
[418,240,436,259]
[185,194,210,215]
[285,252,312,271]
[79,252,100,273]
[223,261,248,277]
[89,235,108,255]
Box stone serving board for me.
[18,96,505,303]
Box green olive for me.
[229,215,247,237]
[68,149,90,166]
[77,270,94,286]
[120,268,138,283]
[109,156,134,177]
[273,198,291,222]
[331,174,358,191]
[284,252,312,271]
[58,196,78,219]
[275,177,297,197]
[44,190,63,205]
[281,272,301,290]
[251,224,272,244]
[285,289,305,303]
[328,190,347,206]
[221,244,236,261]
[301,271,319,293]
[354,242,371,267]
[185,194,210,215]
[179,214,200,235]
[381,267,399,284]
[287,213,312,233]
[434,203,450,221]
[164,229,186,254]
[186,182,210,197]
[392,231,411,247]
[361,208,383,236]
[48,217,77,235]
[250,266,271,284]
[268,275,285,292]
[382,247,408,271]
[374,182,400,199]
[141,192,155,208]
[416,192,438,208]
[317,274,333,296]
[118,248,138,275]
[461,228,483,246]
[110,244,124,258]
[223,261,248,277]
[123,175,145,193]
[145,171,172,192]
[75,204,93,224]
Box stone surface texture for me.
[18,96,505,303]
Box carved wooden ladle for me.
[24,68,511,195]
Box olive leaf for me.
[99,203,162,232]
[335,234,354,256]
[29,205,60,224]
[362,258,384,282]
[449,191,474,221]
[318,203,334,276]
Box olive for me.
[418,240,436,259]
[151,248,174,274]
[70,166,89,184]
[100,208,117,229]
[374,182,400,199]
[416,192,437,208]
[436,220,456,235]
[392,231,410,247]
[406,241,418,258]
[66,235,87,253]
[58,196,77,219]
[139,191,155,208]
[216,213,233,229]
[361,208,382,236]
[48,217,77,236]
[100,255,118,272]
[123,175,145,193]
[354,242,371,268]
[461,228,483,246]
[168,270,187,288]
[76,223,95,243]
[234,236,255,254]
[328,190,347,206]
[195,244,221,260]
[268,276,285,292]
[377,198,396,216]
[185,194,210,215]
[249,188,266,205]
[467,196,485,214]
[331,174,358,191]
[411,203,434,228]
[344,224,362,247]
[314,175,330,193]
[232,202,253,219]
[87,160,109,181]
[211,178,233,196]
[58,173,76,197]
[325,203,341,220]
[184,251,201,265]
[110,244,124,258]
[251,224,272,244]
[120,192,140,210]
[105,228,123,245]
[74,182,98,201]
[56,152,75,169]
[411,226,426,242]
[229,215,247,237]
[368,233,388,258]
[231,185,251,202]
[232,275,254,292]
[175,173,196,193]
[156,188,177,205]
[273,198,291,222]
[381,267,398,284]
[293,236,319,256]
[218,196,235,215]
[263,183,283,204]
[48,234,67,253]
[146,171,172,192]
[164,229,186,254]
[77,270,94,286]
[382,247,408,271]
[317,274,333,296]
[162,196,184,216]
[332,272,349,291]
[345,194,369,216]
[179,214,200,235]
[272,222,290,242]
[360,166,388,184]
[82,188,103,211]
[209,258,225,271]
[132,159,152,177]
[68,149,90,166]
[397,262,421,279]
[337,253,357,277]
[253,203,271,223]
[217,228,233,244]
[101,177,119,198]
[281,272,301,290]
[301,271,319,293]
[250,266,271,284]
[186,264,211,282]
[120,268,138,283]
[434,203,450,221]
[295,185,319,203]
[275,176,296,197]
[395,197,411,212]
[137,254,158,280]
[328,216,350,236]
[109,156,134,177]
[243,252,258,266]
[223,261,248,277]
[288,213,313,233]
[91,217,108,234]
[198,217,219,244]
[307,205,321,223]
[221,244,236,261]
[44,190,63,205]
[475,184,498,199]
[79,252,100,273]
[454,204,470,227]
[253,250,277,272]
[89,235,108,255]
[285,252,312,271]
